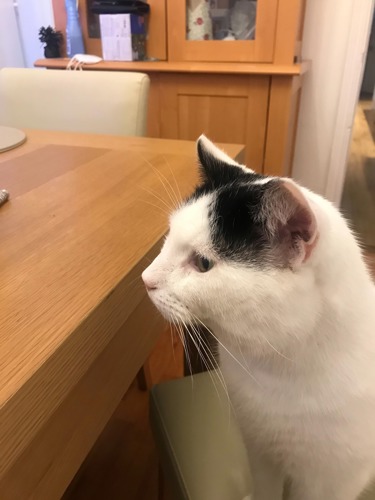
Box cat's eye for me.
[194,254,214,273]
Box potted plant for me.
[38,26,63,58]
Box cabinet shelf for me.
[34,58,309,76]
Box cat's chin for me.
[147,296,171,322]
[146,292,189,325]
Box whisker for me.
[140,185,173,212]
[162,154,183,208]
[151,156,181,209]
[234,331,246,362]
[173,316,193,385]
[143,158,177,210]
[141,155,180,210]
[169,323,176,363]
[189,322,234,415]
[191,326,232,395]
[191,314,262,388]
[181,320,223,402]
[262,335,294,362]
[140,198,170,217]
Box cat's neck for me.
[218,316,375,402]
[213,273,375,381]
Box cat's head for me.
[142,136,320,347]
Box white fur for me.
[252,177,275,185]
[142,148,375,500]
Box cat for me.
[142,135,375,500]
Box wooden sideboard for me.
[37,0,308,177]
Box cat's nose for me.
[142,271,158,292]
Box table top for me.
[0,129,244,477]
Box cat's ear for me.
[197,135,247,187]
[264,180,318,267]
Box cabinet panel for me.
[157,74,270,171]
[178,95,248,144]
[264,75,302,176]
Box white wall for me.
[0,0,54,69]
[292,0,374,200]
[0,0,25,68]
[17,0,54,67]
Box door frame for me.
[324,0,375,205]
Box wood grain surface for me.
[156,73,269,170]
[0,130,244,499]
[34,58,309,76]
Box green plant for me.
[38,26,63,49]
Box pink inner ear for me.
[282,181,318,263]
[283,181,317,243]
[287,205,314,242]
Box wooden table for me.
[0,130,244,500]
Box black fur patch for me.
[210,180,278,263]
[188,174,279,264]
[187,141,263,203]
[187,140,280,264]
[197,140,263,189]
[188,163,263,202]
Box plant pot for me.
[44,45,61,58]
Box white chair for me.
[0,68,150,136]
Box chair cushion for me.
[150,371,252,500]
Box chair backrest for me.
[0,68,150,137]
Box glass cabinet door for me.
[71,0,167,60]
[168,0,278,62]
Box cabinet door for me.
[157,73,269,171]
[167,0,278,63]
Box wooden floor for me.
[341,100,375,249]
[63,104,375,500]
[341,99,375,276]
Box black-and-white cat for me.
[142,136,375,500]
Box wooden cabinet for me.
[40,0,308,176]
